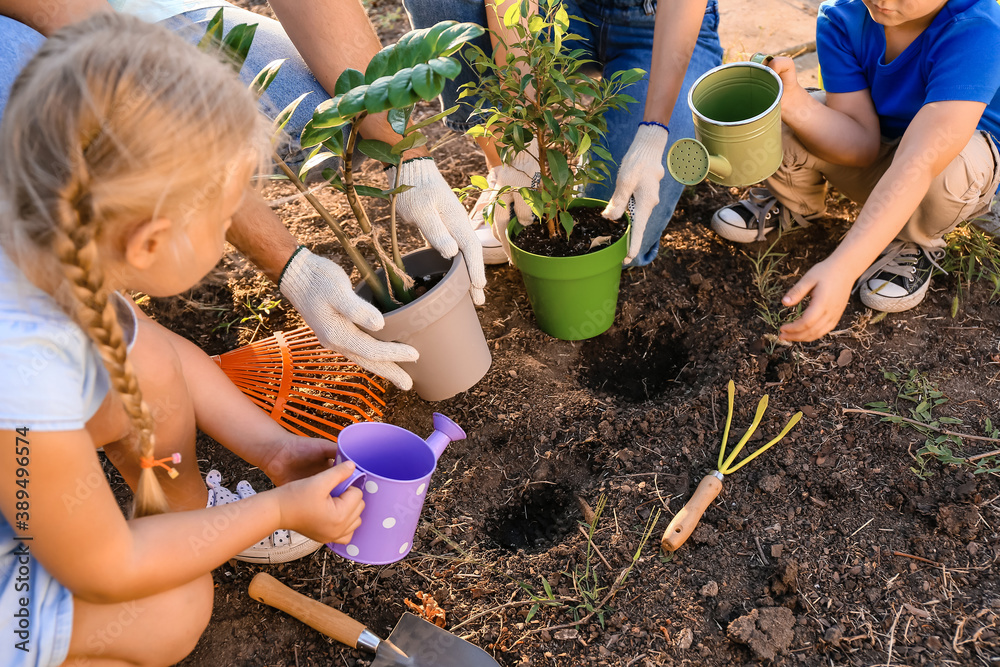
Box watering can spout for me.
[667,138,733,186]
[424,413,466,460]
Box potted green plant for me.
[207,12,492,401]
[460,0,644,340]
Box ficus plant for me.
[459,0,644,240]
[201,10,484,312]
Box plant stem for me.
[272,153,393,309]
[342,118,411,305]
[389,164,404,269]
[842,408,1000,444]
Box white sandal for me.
[205,470,322,564]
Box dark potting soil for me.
[511,206,627,258]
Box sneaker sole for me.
[483,244,509,265]
[234,537,323,564]
[710,210,773,244]
[860,278,931,313]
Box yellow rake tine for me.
[725,411,803,474]
[721,394,769,473]
[718,380,736,471]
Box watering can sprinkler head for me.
[424,412,467,460]
[667,138,733,186]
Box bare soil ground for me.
[128,2,1000,665]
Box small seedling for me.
[941,222,1000,316]
[867,369,1000,478]
[744,240,802,352]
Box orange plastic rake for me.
[212,326,386,440]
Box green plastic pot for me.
[666,60,783,187]
[506,198,629,341]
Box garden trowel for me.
[248,573,500,667]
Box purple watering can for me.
[328,413,466,565]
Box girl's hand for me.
[778,259,853,342]
[260,435,339,487]
[276,461,365,545]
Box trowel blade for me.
[372,613,499,667]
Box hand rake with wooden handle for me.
[662,381,802,552]
[213,326,386,440]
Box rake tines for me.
[213,326,386,440]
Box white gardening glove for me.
[386,158,486,305]
[279,248,419,390]
[602,123,670,264]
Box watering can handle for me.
[750,52,774,65]
[661,473,724,552]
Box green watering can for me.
[667,54,784,187]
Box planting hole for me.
[486,484,579,553]
[578,328,690,402]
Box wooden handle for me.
[248,572,370,650]
[661,474,723,552]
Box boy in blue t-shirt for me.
[710,0,1000,342]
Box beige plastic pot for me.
[355,249,491,401]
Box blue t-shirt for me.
[817,0,1000,140]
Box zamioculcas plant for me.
[211,14,484,312]
[460,0,643,241]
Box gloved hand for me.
[602,123,670,264]
[279,248,419,390]
[386,158,486,305]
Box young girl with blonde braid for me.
[0,13,364,667]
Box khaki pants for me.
[765,94,1000,249]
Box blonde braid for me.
[52,181,169,517]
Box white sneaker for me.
[205,470,322,564]
[470,188,512,265]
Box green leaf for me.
[391,132,427,154]
[273,92,311,134]
[300,120,345,149]
[433,22,485,57]
[577,132,592,156]
[322,132,345,159]
[335,69,366,96]
[470,174,490,190]
[387,108,410,135]
[249,59,286,97]
[364,76,394,114]
[357,139,398,165]
[355,184,391,199]
[547,149,571,189]
[407,105,459,134]
[196,9,225,52]
[503,1,521,27]
[223,23,257,69]
[311,95,346,128]
[428,56,461,80]
[321,169,344,191]
[337,87,369,117]
[388,69,421,108]
[525,603,539,624]
[411,63,438,99]
[298,151,336,180]
[611,67,646,88]
[559,210,574,236]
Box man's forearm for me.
[227,190,300,284]
[266,0,424,154]
[0,0,110,36]
[643,0,709,126]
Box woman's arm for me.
[643,0,711,126]
[0,428,359,604]
[778,99,987,341]
[0,0,109,36]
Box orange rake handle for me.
[661,472,723,552]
